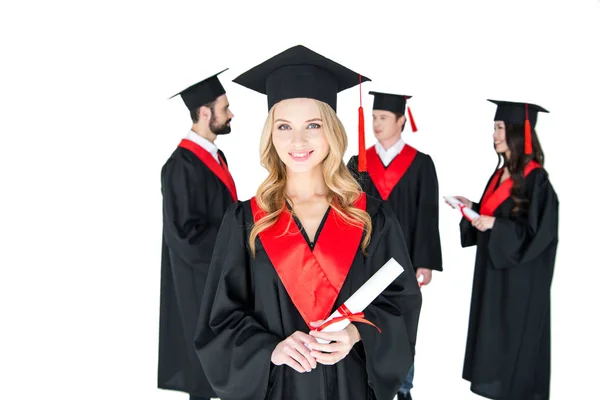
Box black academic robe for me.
[194,194,422,400]
[459,163,559,400]
[347,145,443,271]
[158,139,238,397]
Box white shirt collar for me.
[186,130,220,164]
[375,138,405,167]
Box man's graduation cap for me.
[169,68,228,111]
[233,44,371,171]
[487,99,549,154]
[369,91,418,132]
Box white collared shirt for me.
[375,138,405,167]
[186,130,220,164]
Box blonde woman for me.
[194,45,422,400]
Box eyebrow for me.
[274,118,322,123]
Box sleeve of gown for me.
[411,155,443,271]
[161,158,220,266]
[193,204,282,400]
[359,204,423,400]
[459,201,480,248]
[488,170,559,269]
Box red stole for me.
[178,139,238,201]
[479,161,541,216]
[366,145,418,200]
[250,194,366,327]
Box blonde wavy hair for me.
[249,99,372,257]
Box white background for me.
[1,0,598,399]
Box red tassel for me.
[524,119,532,154]
[524,104,532,154]
[407,106,417,132]
[357,74,367,172]
[358,105,366,171]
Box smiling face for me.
[271,98,330,174]
[493,120,509,154]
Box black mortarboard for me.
[487,99,549,128]
[232,45,370,112]
[369,91,418,132]
[487,99,549,154]
[169,68,228,111]
[370,91,411,113]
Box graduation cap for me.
[233,44,371,171]
[169,68,228,111]
[487,99,549,154]
[369,91,418,132]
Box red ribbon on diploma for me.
[315,304,382,333]
[458,204,474,222]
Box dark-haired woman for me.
[448,100,559,400]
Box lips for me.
[289,150,314,162]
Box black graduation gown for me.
[459,166,559,400]
[158,143,237,398]
[347,146,443,271]
[194,194,422,400]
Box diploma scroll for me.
[444,196,480,221]
[312,257,404,344]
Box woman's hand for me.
[416,268,433,287]
[445,195,473,209]
[271,331,318,373]
[306,321,361,365]
[472,215,496,232]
